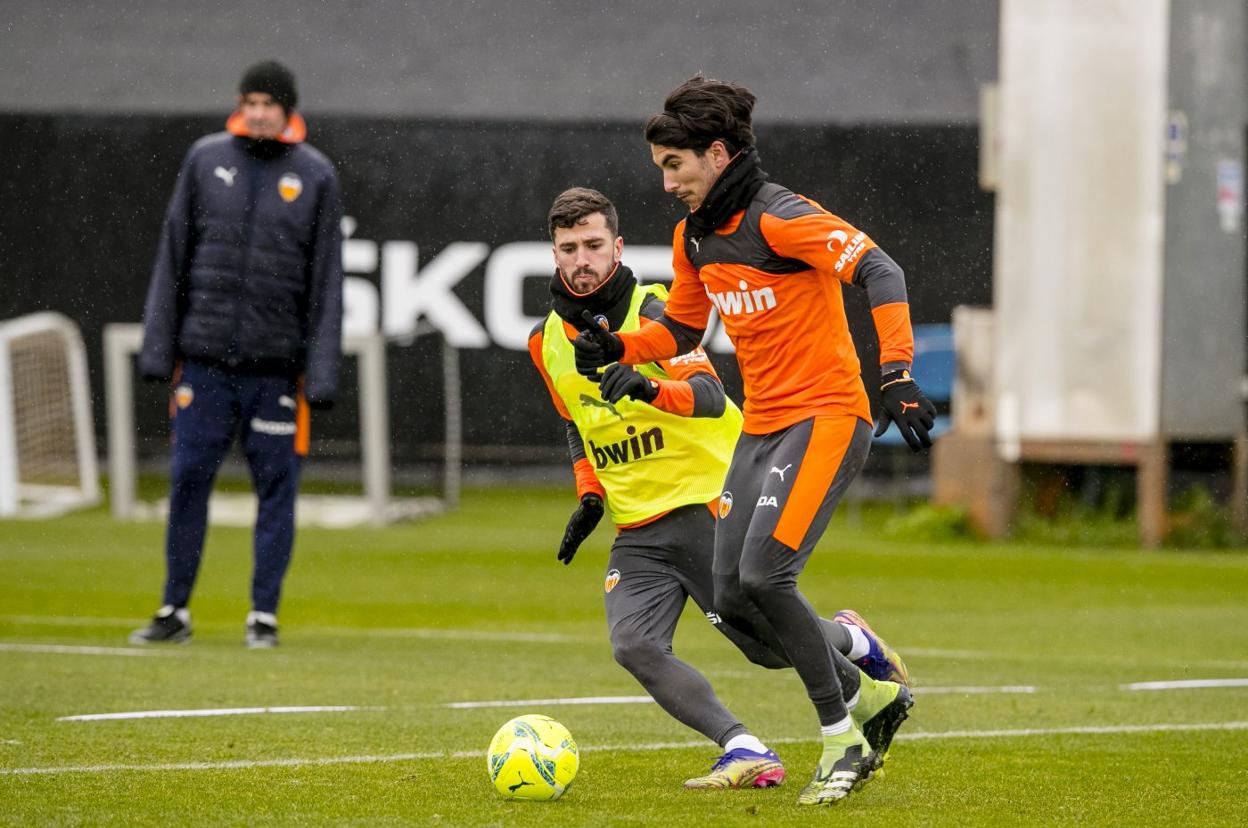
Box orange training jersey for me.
[623,182,913,434]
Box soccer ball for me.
[487,714,579,801]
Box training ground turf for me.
[2,487,1246,826]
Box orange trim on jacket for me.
[226,110,307,144]
[294,388,311,457]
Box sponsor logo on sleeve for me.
[826,230,868,274]
[667,348,710,367]
[825,229,849,252]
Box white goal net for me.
[103,324,462,528]
[0,312,100,518]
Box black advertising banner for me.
[0,114,992,466]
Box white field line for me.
[1123,678,1248,691]
[893,721,1248,741]
[0,643,179,658]
[446,696,654,710]
[53,676,1248,729]
[445,686,1038,709]
[5,720,1247,776]
[57,706,380,723]
[0,615,589,644]
[914,685,1037,695]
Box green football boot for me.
[796,727,878,806]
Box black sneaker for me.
[245,612,279,648]
[129,606,191,644]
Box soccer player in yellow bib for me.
[528,188,909,791]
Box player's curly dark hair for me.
[547,187,619,241]
[644,74,757,156]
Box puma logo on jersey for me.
[589,425,665,469]
[214,166,237,186]
[705,280,777,318]
[690,236,701,253]
[769,463,792,481]
[757,496,779,508]
[579,393,623,420]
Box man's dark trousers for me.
[162,359,302,614]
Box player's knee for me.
[737,565,772,604]
[713,582,753,628]
[738,541,798,607]
[611,628,665,676]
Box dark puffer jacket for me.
[138,132,343,405]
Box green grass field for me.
[2,487,1247,826]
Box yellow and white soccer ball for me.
[487,714,579,801]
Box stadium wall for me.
[0,0,998,124]
[0,114,992,464]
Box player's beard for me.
[548,263,637,330]
[569,267,604,294]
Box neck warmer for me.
[683,147,769,241]
[241,137,293,160]
[549,263,638,331]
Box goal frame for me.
[103,324,461,527]
[0,312,101,517]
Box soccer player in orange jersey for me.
[573,75,933,805]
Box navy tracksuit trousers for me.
[162,360,302,614]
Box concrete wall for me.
[0,0,998,123]
[1160,0,1247,438]
[993,0,1170,447]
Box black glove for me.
[557,493,604,565]
[874,369,937,452]
[572,310,624,378]
[598,363,658,404]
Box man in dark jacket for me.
[130,60,343,648]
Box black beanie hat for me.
[239,60,298,112]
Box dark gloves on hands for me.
[557,493,604,565]
[873,369,937,452]
[598,364,657,405]
[572,310,624,378]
